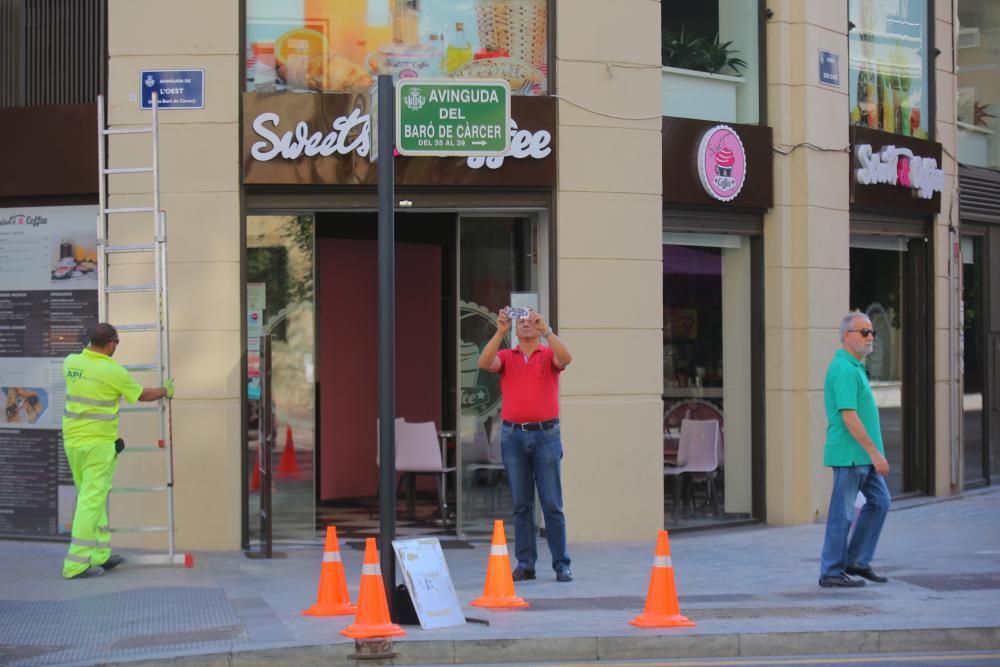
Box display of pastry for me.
[282,52,374,92]
[450,56,542,93]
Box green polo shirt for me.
[62,347,143,448]
[823,348,884,466]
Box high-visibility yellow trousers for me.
[63,441,117,578]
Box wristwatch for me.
[542,326,553,337]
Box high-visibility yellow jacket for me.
[62,348,143,448]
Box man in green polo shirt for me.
[818,312,891,588]
[62,323,174,579]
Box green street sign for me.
[395,79,510,157]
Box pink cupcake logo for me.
[697,125,747,202]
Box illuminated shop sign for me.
[249,109,549,170]
[696,125,747,202]
[854,143,944,200]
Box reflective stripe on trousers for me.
[63,441,117,577]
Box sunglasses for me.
[849,329,876,338]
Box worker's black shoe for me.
[67,566,105,580]
[100,555,124,572]
[511,566,535,581]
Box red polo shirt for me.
[496,345,562,422]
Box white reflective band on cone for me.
[653,555,673,568]
[362,563,381,576]
[322,552,342,563]
[490,544,508,556]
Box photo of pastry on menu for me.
[246,0,548,95]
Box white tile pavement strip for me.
[1,488,999,666]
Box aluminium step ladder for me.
[96,92,190,567]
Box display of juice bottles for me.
[366,0,393,58]
[305,0,367,65]
[428,33,445,76]
[446,22,473,73]
[392,0,419,44]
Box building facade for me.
[0,0,969,551]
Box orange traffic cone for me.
[277,425,303,479]
[470,520,528,609]
[303,526,356,616]
[341,538,406,639]
[629,530,695,628]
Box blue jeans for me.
[501,422,570,572]
[820,464,891,577]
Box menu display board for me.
[245,0,548,96]
[0,205,99,538]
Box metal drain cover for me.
[897,573,1000,592]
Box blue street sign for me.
[140,70,205,110]
[818,50,840,87]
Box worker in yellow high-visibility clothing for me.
[62,322,174,579]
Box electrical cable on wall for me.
[772,143,850,156]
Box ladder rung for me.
[104,244,156,254]
[123,446,165,453]
[104,207,155,214]
[112,486,169,493]
[104,167,153,175]
[117,323,159,332]
[105,284,156,293]
[120,406,160,413]
[104,127,152,135]
[123,363,161,372]
[110,526,169,533]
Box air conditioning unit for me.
[958,27,980,50]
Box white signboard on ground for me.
[392,537,466,629]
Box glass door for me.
[662,232,755,528]
[245,214,316,543]
[849,234,930,496]
[455,214,543,538]
[962,235,988,486]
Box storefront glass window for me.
[245,0,549,96]
[458,216,538,537]
[961,236,986,485]
[246,214,315,542]
[849,0,930,138]
[957,0,1000,168]
[660,2,760,124]
[662,234,753,528]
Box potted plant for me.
[661,29,748,122]
[957,99,996,168]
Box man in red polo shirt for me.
[478,306,573,582]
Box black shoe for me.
[100,555,124,572]
[511,566,535,581]
[555,567,573,582]
[819,573,865,588]
[66,566,105,580]
[847,565,888,583]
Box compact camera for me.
[506,307,530,320]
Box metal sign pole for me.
[376,74,397,614]
[261,334,274,559]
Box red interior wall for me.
[318,238,442,500]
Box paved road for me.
[440,653,1000,667]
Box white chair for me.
[663,419,721,520]
[395,420,457,524]
[464,420,507,515]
